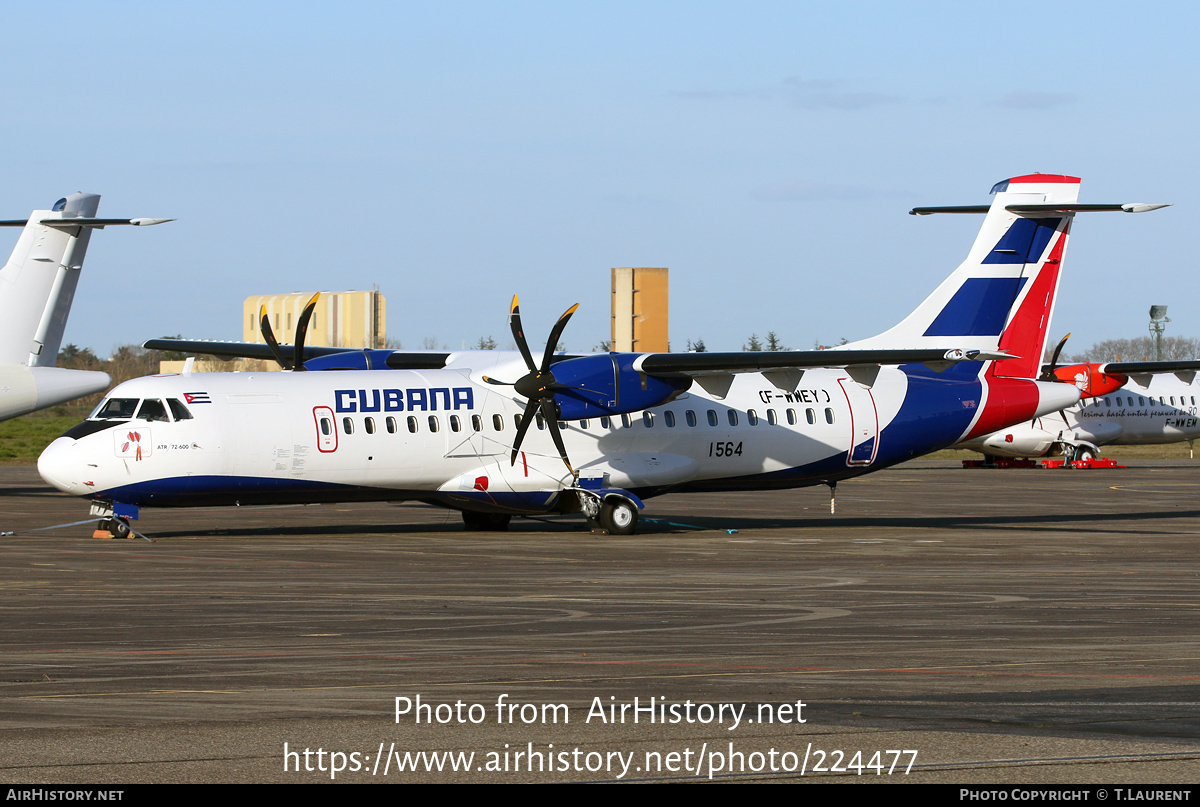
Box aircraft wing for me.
[0,217,174,228]
[1097,359,1200,375]
[141,338,452,369]
[143,338,350,361]
[635,348,1010,375]
[1038,359,1200,377]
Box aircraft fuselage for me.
[38,357,1078,517]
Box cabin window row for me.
[610,407,838,428]
[1101,394,1197,408]
[332,406,838,436]
[338,413,500,435]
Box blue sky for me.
[2,2,1196,356]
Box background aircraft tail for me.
[0,193,102,367]
[849,174,1081,378]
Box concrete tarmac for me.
[1,461,1198,784]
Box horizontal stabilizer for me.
[911,202,1169,216]
[0,217,173,228]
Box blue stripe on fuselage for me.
[874,362,982,463]
[88,474,565,513]
[89,475,422,508]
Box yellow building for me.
[159,289,386,374]
[243,290,386,348]
[611,267,668,353]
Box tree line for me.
[49,342,201,418]
[1065,336,1200,363]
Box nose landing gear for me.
[89,502,149,541]
[94,517,132,539]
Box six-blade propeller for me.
[483,295,580,476]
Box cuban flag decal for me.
[184,392,212,404]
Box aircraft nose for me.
[38,436,85,494]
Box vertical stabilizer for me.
[0,193,101,366]
[848,174,1080,373]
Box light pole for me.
[1149,305,1170,361]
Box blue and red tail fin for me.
[848,174,1080,375]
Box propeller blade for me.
[292,292,321,371]
[259,305,291,370]
[508,295,537,374]
[541,398,575,476]
[509,398,540,466]
[540,303,579,372]
[1040,333,1071,381]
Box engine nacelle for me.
[549,354,691,420]
[1052,363,1126,398]
[304,349,395,371]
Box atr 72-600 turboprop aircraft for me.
[0,193,171,421]
[39,175,1164,537]
[961,353,1200,461]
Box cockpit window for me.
[136,399,170,422]
[93,398,140,420]
[167,399,194,421]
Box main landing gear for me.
[577,490,641,536]
[593,497,638,535]
[458,489,643,535]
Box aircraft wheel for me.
[461,511,511,531]
[599,498,638,536]
[100,518,131,539]
[1074,447,1095,463]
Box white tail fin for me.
[849,174,1082,377]
[0,193,101,366]
[0,193,174,368]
